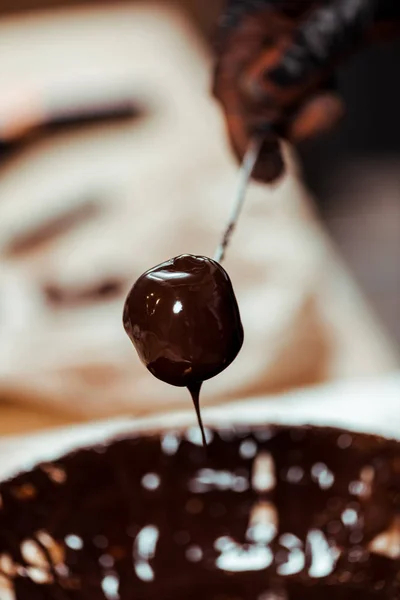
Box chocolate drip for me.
[188,382,207,446]
[123,254,244,445]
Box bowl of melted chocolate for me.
[0,413,399,600]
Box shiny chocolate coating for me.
[123,254,244,446]
[123,254,244,388]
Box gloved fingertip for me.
[252,138,285,183]
[286,93,345,143]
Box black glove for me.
[214,0,400,182]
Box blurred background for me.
[2,0,400,338]
[0,0,398,436]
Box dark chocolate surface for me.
[0,424,399,599]
[123,255,244,388]
[123,254,244,443]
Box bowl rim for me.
[0,374,399,483]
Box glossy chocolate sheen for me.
[0,425,399,599]
[123,254,244,388]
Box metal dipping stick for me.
[214,137,261,263]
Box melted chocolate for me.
[188,381,207,446]
[123,255,244,442]
[0,425,399,599]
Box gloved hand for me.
[213,0,400,182]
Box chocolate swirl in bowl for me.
[0,424,399,599]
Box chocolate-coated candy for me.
[123,254,244,388]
